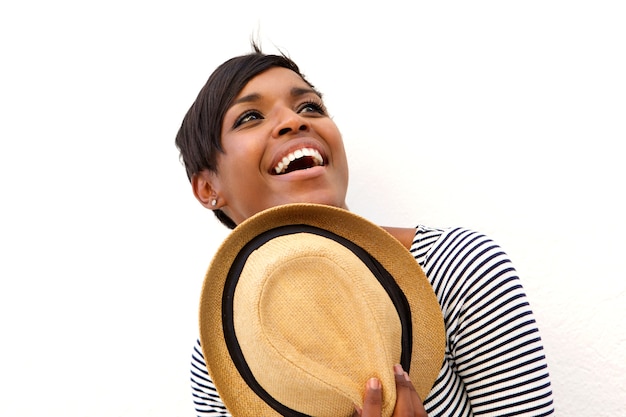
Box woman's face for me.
[205,66,349,225]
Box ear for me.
[192,170,221,210]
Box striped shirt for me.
[190,225,555,416]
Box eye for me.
[298,100,327,116]
[233,110,263,128]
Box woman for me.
[175,44,555,416]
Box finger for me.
[392,365,428,417]
[356,377,383,417]
[403,371,427,417]
[392,365,414,417]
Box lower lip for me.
[271,165,326,181]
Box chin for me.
[283,194,347,210]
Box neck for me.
[381,226,416,250]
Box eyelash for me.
[233,110,262,128]
[297,100,327,115]
[232,99,328,129]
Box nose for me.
[272,109,310,138]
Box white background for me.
[1,1,624,416]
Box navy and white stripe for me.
[190,225,554,416]
[191,343,230,416]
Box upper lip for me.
[269,140,328,175]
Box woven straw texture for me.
[199,204,445,417]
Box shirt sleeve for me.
[190,339,231,417]
[416,226,554,416]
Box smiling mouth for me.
[272,147,325,175]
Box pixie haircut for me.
[175,43,317,229]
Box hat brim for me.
[199,203,445,416]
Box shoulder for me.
[410,225,522,309]
[383,224,507,275]
[410,225,508,269]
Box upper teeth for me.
[274,147,324,174]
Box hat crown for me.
[235,234,401,416]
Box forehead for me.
[236,67,311,98]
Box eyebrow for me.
[231,87,321,106]
[291,87,322,98]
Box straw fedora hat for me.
[199,203,445,417]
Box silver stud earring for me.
[211,199,217,207]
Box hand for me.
[354,364,427,417]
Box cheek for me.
[323,124,347,159]
[318,121,344,146]
[219,137,264,177]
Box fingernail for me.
[368,377,381,389]
[394,364,404,376]
[403,371,411,382]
